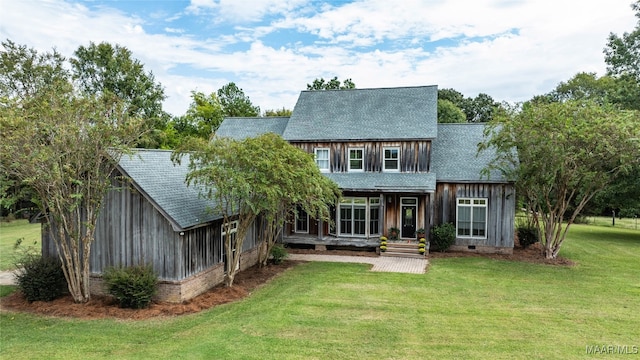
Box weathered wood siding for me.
[42,176,261,282]
[292,141,431,173]
[432,183,515,248]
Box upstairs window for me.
[383,147,400,172]
[315,148,330,172]
[348,148,364,172]
[456,198,487,239]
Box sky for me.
[0,0,637,116]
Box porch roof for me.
[324,172,436,193]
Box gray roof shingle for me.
[325,172,436,193]
[118,149,221,231]
[431,124,506,182]
[215,116,289,139]
[282,86,437,141]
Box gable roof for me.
[215,116,288,139]
[282,86,437,141]
[431,124,506,182]
[117,149,221,231]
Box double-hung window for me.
[315,148,330,172]
[348,148,364,172]
[456,198,487,238]
[383,147,400,172]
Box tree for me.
[173,133,339,286]
[604,1,640,82]
[1,41,145,302]
[481,100,640,259]
[306,76,356,90]
[437,99,466,123]
[217,82,260,117]
[70,42,168,148]
[437,88,501,122]
[264,107,292,117]
[172,91,224,140]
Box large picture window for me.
[315,148,330,172]
[383,147,399,172]
[348,148,364,172]
[456,198,487,238]
[339,197,380,237]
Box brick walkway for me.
[288,254,428,274]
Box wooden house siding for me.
[42,176,262,283]
[292,140,431,173]
[433,182,515,249]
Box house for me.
[40,85,514,303]
[42,149,262,303]
[217,85,515,253]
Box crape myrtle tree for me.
[0,40,145,302]
[173,133,340,286]
[481,100,640,259]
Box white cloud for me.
[0,0,637,117]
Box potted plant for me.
[416,228,426,239]
[388,227,400,240]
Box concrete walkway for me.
[288,254,428,274]
[0,255,428,285]
[0,270,18,285]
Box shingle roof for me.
[117,149,221,231]
[325,172,436,193]
[215,116,289,139]
[282,86,437,141]
[431,124,507,182]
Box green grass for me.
[1,224,639,359]
[0,220,41,271]
[582,215,639,230]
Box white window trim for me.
[383,147,400,172]
[348,148,364,172]
[314,148,330,172]
[456,198,488,239]
[337,197,380,237]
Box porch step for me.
[381,242,426,259]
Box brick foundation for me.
[89,246,261,303]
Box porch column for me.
[379,193,384,235]
[318,219,323,240]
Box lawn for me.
[0,220,41,271]
[1,224,639,359]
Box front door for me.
[401,198,417,238]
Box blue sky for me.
[0,0,637,116]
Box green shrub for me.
[270,244,288,265]
[430,223,456,252]
[516,216,540,248]
[103,265,158,309]
[14,254,67,302]
[516,225,539,248]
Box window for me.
[348,148,364,172]
[383,147,399,172]
[369,198,380,235]
[339,198,367,236]
[315,148,330,172]
[338,197,380,237]
[295,205,309,233]
[221,221,239,272]
[456,198,487,238]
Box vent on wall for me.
[468,245,476,250]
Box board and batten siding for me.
[433,182,515,249]
[292,140,431,173]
